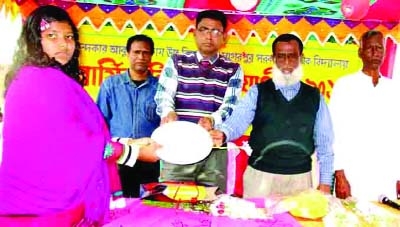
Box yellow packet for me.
[163,183,217,201]
[280,189,329,219]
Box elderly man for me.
[330,30,400,201]
[211,33,334,198]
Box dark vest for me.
[248,79,320,174]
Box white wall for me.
[393,45,400,84]
[0,7,22,109]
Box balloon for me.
[184,0,236,11]
[230,0,259,12]
[341,0,370,20]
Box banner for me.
[79,23,361,101]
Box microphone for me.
[378,195,400,210]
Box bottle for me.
[397,180,400,200]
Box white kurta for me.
[329,71,400,202]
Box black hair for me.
[5,5,85,92]
[272,33,304,56]
[195,10,227,31]
[360,30,383,49]
[126,34,154,55]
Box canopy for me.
[6,0,400,45]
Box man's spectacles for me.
[197,27,223,37]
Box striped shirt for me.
[155,51,244,127]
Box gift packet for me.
[277,189,330,220]
[140,182,218,202]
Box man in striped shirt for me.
[154,10,244,193]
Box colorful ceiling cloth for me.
[14,0,400,44]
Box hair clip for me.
[40,18,50,32]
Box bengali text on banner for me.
[79,24,362,101]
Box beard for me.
[272,64,303,87]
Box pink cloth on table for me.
[105,199,301,227]
[0,66,120,224]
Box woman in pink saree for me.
[0,5,122,226]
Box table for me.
[104,199,400,227]
[104,199,302,227]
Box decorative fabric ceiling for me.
[5,0,400,44]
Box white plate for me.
[151,121,213,165]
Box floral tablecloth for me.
[104,198,301,227]
[104,197,400,227]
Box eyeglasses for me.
[197,27,223,37]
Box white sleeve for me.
[112,137,140,167]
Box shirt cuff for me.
[211,113,222,127]
[320,171,334,186]
[117,144,139,167]
[217,124,234,142]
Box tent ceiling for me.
[11,0,400,44]
[75,0,398,21]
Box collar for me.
[121,70,152,85]
[196,51,219,64]
[359,70,383,78]
[121,71,132,84]
[274,81,301,91]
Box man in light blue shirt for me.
[97,34,160,197]
[211,34,334,198]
